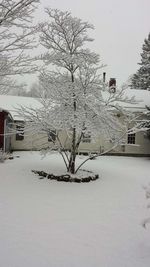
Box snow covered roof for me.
[0,95,42,121]
[0,89,149,120]
[122,89,150,110]
[101,88,150,112]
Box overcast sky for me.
[27,0,150,88]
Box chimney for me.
[109,78,116,92]
[103,72,106,83]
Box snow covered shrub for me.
[0,150,7,163]
[142,184,150,228]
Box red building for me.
[0,109,13,152]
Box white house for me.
[0,89,150,156]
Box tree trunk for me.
[67,70,77,174]
[68,157,75,174]
[68,127,76,174]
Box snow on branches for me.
[0,0,39,93]
[130,33,150,90]
[17,9,144,174]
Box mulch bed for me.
[32,170,99,183]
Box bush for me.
[0,150,6,163]
[0,149,10,163]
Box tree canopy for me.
[17,9,139,174]
[0,0,39,94]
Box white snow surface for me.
[0,152,150,267]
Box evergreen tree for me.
[131,33,150,90]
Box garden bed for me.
[32,170,99,183]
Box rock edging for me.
[32,170,99,183]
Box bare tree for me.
[0,0,39,93]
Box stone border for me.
[32,170,99,183]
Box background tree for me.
[18,9,138,175]
[0,0,39,94]
[8,81,41,97]
[130,33,150,90]
[143,106,150,140]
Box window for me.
[82,132,91,143]
[16,124,24,141]
[48,130,56,142]
[127,133,135,144]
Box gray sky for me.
[26,0,150,88]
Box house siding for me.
[9,118,150,156]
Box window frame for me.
[48,130,57,142]
[16,123,24,141]
[127,133,136,144]
[82,132,91,143]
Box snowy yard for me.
[0,152,150,267]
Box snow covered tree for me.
[0,0,39,93]
[18,9,139,175]
[143,106,150,140]
[130,33,150,90]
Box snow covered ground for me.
[0,152,150,267]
